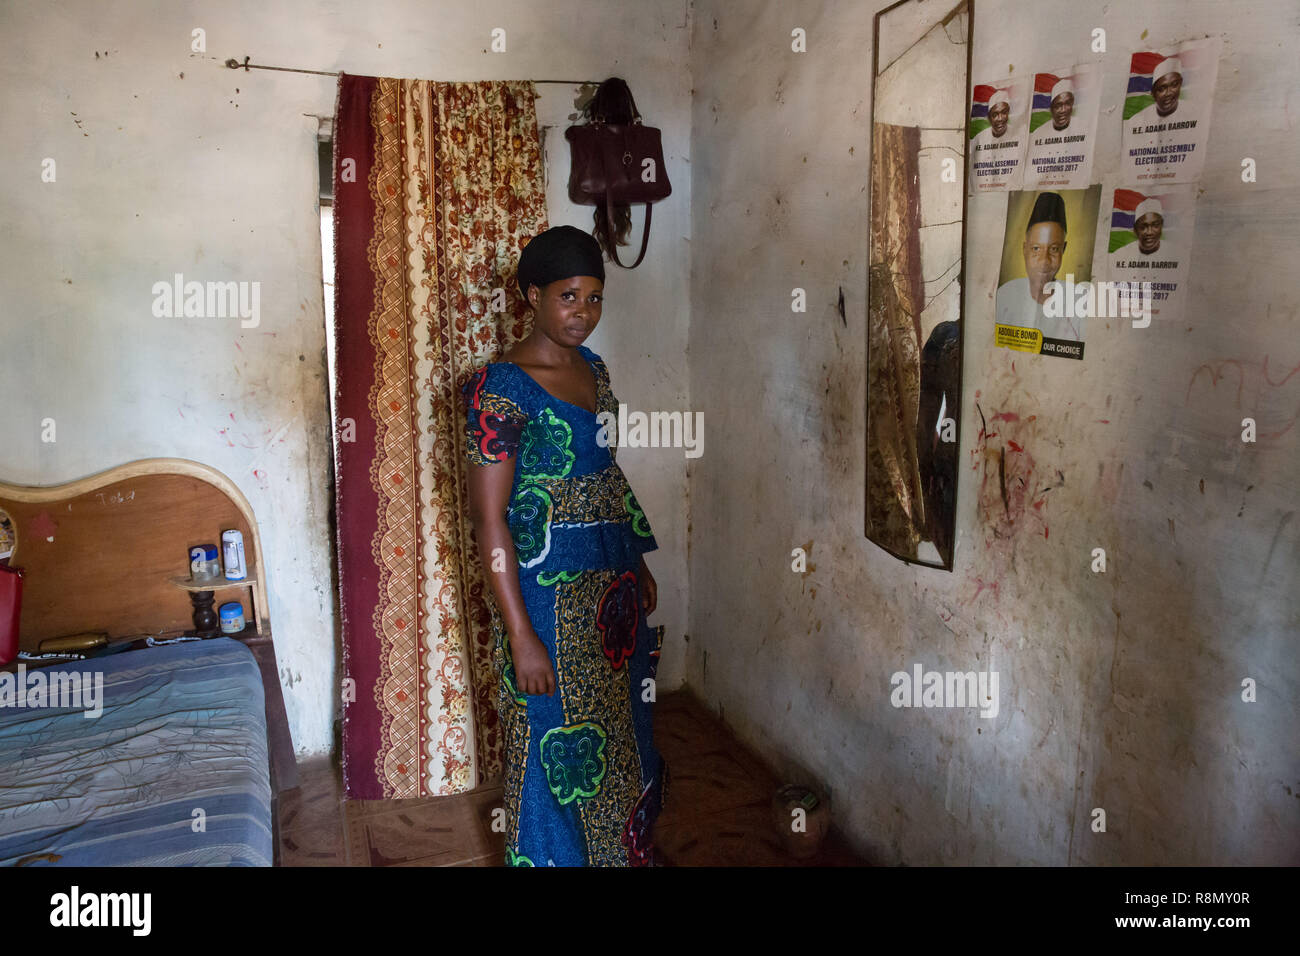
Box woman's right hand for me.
[510,630,556,696]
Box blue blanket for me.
[0,638,272,866]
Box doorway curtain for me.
[332,73,548,798]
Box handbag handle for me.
[604,189,652,269]
[589,79,642,127]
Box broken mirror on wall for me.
[865,0,971,570]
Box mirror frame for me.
[864,0,974,571]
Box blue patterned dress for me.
[462,344,667,867]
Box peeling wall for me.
[0,0,692,758]
[688,0,1298,863]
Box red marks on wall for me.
[965,398,1064,606]
[1186,353,1300,440]
[29,511,58,542]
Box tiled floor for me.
[278,689,866,867]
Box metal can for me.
[222,529,247,581]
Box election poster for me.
[993,186,1102,361]
[1023,63,1101,190]
[969,77,1029,192]
[1107,184,1196,325]
[1119,36,1222,185]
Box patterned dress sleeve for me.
[585,349,621,463]
[462,364,529,467]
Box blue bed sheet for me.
[0,637,272,866]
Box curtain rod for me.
[224,55,596,84]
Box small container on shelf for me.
[222,529,247,581]
[219,601,246,635]
[189,544,221,582]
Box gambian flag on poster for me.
[1109,188,1149,252]
[1109,185,1192,253]
[1123,51,1179,120]
[969,84,998,138]
[1029,74,1062,133]
[1123,39,1221,121]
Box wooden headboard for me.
[0,458,270,649]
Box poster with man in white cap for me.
[968,77,1029,192]
[994,186,1102,360]
[1107,184,1197,323]
[1024,64,1101,189]
[1120,36,1222,184]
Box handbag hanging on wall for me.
[564,78,672,269]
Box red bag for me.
[0,565,21,665]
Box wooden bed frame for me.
[0,458,299,863]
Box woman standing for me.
[462,225,667,867]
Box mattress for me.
[0,637,272,866]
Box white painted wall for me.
[688,0,1299,863]
[0,0,692,758]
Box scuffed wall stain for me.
[567,82,599,121]
[1097,457,1125,505]
[1184,352,1300,440]
[965,387,1064,608]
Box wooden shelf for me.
[167,572,264,636]
[169,574,258,592]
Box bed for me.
[0,459,297,866]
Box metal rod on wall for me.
[224,55,597,85]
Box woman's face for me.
[528,275,603,347]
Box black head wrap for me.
[516,225,606,303]
[1027,192,1067,233]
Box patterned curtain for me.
[332,74,548,798]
